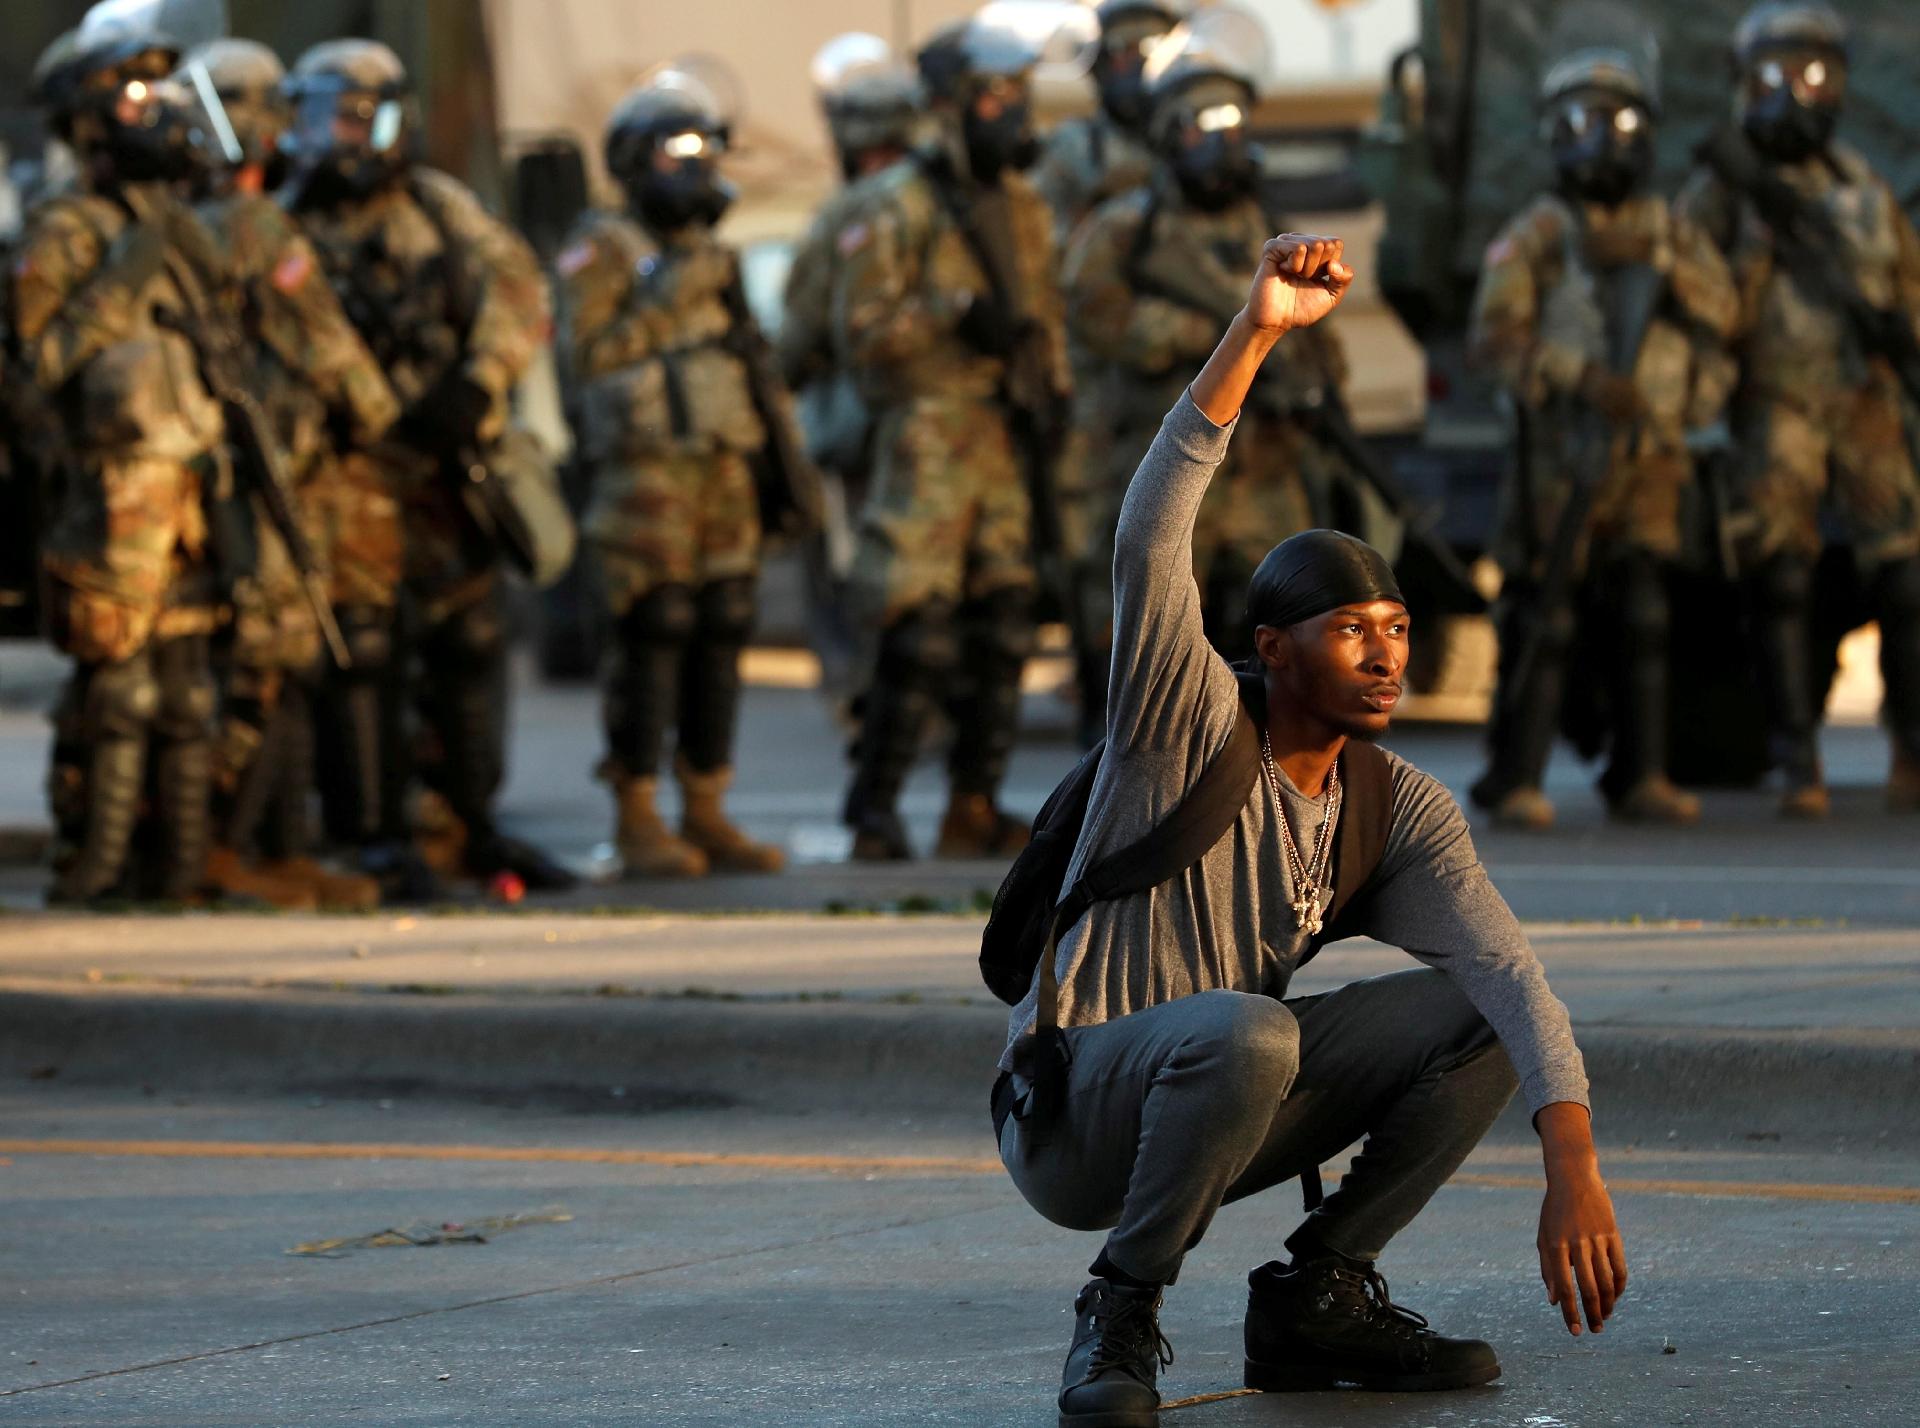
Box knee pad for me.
[624,582,699,648]
[967,587,1037,665]
[438,593,508,670]
[337,605,395,670]
[1755,554,1815,616]
[84,656,160,740]
[878,600,961,681]
[695,577,759,648]
[153,651,218,742]
[1873,555,1920,622]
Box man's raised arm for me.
[1104,237,1352,745]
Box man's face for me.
[1255,600,1410,739]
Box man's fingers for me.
[1607,1235,1630,1297]
[1542,1244,1581,1334]
[1589,1238,1618,1318]
[1573,1240,1605,1331]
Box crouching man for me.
[994,235,1626,1426]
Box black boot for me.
[50,730,146,905]
[152,738,214,902]
[1243,1255,1499,1392]
[1058,1278,1171,1428]
[843,603,956,862]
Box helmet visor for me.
[288,87,406,160]
[1747,49,1846,107]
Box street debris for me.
[287,1208,572,1257]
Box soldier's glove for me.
[955,293,1024,358]
[1577,363,1645,425]
[404,369,494,453]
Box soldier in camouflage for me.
[1032,0,1181,241]
[1677,2,1920,816]
[186,37,397,910]
[554,72,786,879]
[1066,34,1347,669]
[1469,50,1741,829]
[282,39,574,895]
[833,17,1071,861]
[13,10,226,903]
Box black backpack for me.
[983,672,1396,1164]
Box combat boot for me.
[849,808,914,862]
[935,792,1032,859]
[1608,775,1701,825]
[1888,748,1920,813]
[675,756,784,873]
[258,855,382,912]
[1057,1278,1171,1427]
[1243,1255,1500,1393]
[204,845,320,911]
[413,788,469,878]
[1487,785,1554,831]
[613,773,708,879]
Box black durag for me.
[1246,529,1404,631]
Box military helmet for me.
[30,30,89,128]
[1091,0,1184,130]
[181,38,287,167]
[1140,8,1266,147]
[603,72,729,185]
[812,34,923,163]
[281,39,414,196]
[1733,1,1848,66]
[915,15,1043,106]
[1538,46,1657,116]
[45,3,186,165]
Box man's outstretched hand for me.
[1535,1101,1628,1335]
[1245,234,1352,335]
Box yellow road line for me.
[2,1139,1916,1205]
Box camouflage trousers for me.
[585,449,761,617]
[1735,372,1920,566]
[850,395,1035,625]
[40,453,217,664]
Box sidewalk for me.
[4,911,1916,1148]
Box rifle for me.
[923,161,1080,630]
[721,265,824,541]
[1127,206,1484,611]
[1495,259,1666,731]
[130,196,352,669]
[1696,125,1920,408]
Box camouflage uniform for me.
[1678,142,1920,795]
[199,189,399,869]
[1032,114,1156,243]
[1469,190,1741,812]
[833,146,1069,851]
[293,165,550,870]
[14,184,229,901]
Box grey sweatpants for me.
[999,968,1520,1285]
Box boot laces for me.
[1087,1291,1174,1378]
[1327,1264,1431,1337]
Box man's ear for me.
[1252,623,1289,672]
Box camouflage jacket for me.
[831,152,1069,409]
[555,210,763,462]
[1470,191,1740,440]
[1677,141,1920,400]
[778,181,871,391]
[200,191,399,479]
[294,168,548,438]
[1067,183,1348,412]
[1033,114,1156,243]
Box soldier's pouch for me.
[672,346,767,454]
[76,332,224,462]
[579,358,679,459]
[466,427,578,590]
[40,570,155,664]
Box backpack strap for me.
[1023,705,1261,1136]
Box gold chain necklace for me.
[1261,730,1340,936]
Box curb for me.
[3,984,1917,1146]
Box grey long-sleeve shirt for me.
[1000,390,1590,1115]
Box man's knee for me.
[1185,991,1300,1098]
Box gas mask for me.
[630,129,735,231]
[99,75,207,183]
[1169,101,1257,210]
[1740,49,1844,162]
[1095,22,1164,132]
[1548,95,1654,207]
